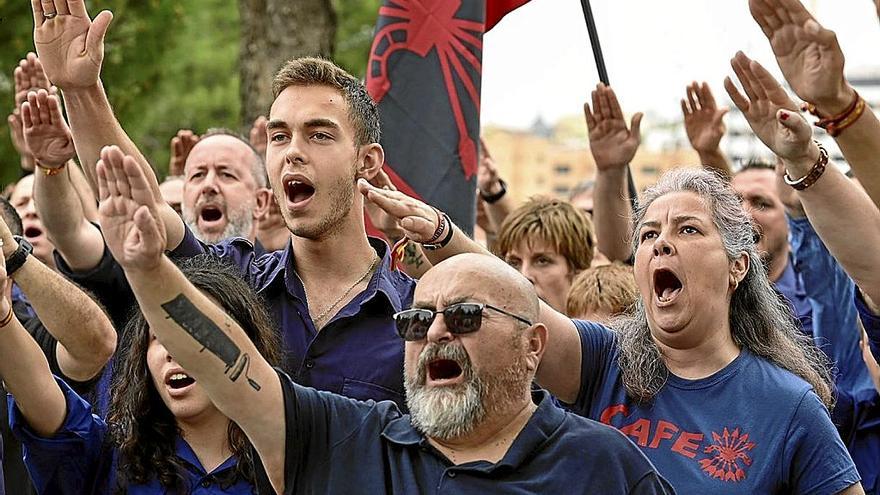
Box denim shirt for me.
[9,376,257,494]
[171,226,414,409]
[788,216,880,493]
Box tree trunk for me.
[238,0,337,126]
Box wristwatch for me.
[6,235,33,276]
[480,179,507,204]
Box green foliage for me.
[0,0,380,186]
[333,0,382,78]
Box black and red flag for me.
[366,0,529,236]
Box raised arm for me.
[22,89,105,271]
[31,0,184,249]
[586,83,641,262]
[96,146,285,491]
[478,137,515,230]
[0,249,66,437]
[749,0,880,208]
[725,52,880,305]
[681,81,733,177]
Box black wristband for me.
[480,179,507,204]
[422,213,455,251]
[6,236,33,276]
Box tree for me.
[238,0,336,125]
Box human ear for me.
[356,143,385,181]
[729,251,749,290]
[253,188,272,220]
[525,324,548,373]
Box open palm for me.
[32,1,113,90]
[584,84,642,171]
[22,91,75,168]
[97,147,166,271]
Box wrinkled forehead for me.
[185,135,255,172]
[413,268,482,308]
[640,191,714,228]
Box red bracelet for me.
[784,142,829,191]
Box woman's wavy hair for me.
[613,168,833,408]
[107,255,281,492]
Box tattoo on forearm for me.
[403,242,425,269]
[161,294,261,391]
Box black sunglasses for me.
[393,302,533,341]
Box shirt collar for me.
[774,254,807,300]
[174,436,238,475]
[380,390,564,471]
[264,236,410,313]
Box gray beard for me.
[183,203,254,244]
[405,340,531,442]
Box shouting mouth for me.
[653,268,683,306]
[165,371,196,397]
[426,358,464,386]
[283,176,316,209]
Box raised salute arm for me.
[725,52,880,310]
[749,0,880,209]
[586,83,641,263]
[96,146,285,492]
[681,82,733,177]
[30,0,185,249]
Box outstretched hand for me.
[748,0,853,114]
[724,51,817,174]
[584,83,643,171]
[249,116,268,158]
[168,129,199,177]
[97,146,167,272]
[14,53,54,108]
[31,0,113,90]
[682,82,728,153]
[21,89,75,169]
[358,177,441,243]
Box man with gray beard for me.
[260,253,672,493]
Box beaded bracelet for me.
[784,142,829,191]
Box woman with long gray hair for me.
[535,167,862,494]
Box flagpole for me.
[578,0,639,211]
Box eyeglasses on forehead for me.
[393,302,533,341]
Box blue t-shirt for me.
[569,320,860,494]
[9,376,261,494]
[265,369,673,494]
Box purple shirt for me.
[171,227,414,408]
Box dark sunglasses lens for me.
[396,310,434,340]
[446,304,482,334]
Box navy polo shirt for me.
[171,226,414,408]
[262,369,673,494]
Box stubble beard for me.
[283,170,357,242]
[183,199,255,244]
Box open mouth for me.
[284,178,316,206]
[653,268,683,304]
[427,359,463,382]
[199,206,223,223]
[166,372,196,390]
[23,226,43,239]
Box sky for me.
[481,0,880,129]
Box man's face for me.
[731,169,789,266]
[182,135,260,243]
[9,175,54,266]
[504,238,575,312]
[403,267,535,441]
[633,192,742,348]
[265,85,362,241]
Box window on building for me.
[554,163,571,175]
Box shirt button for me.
[447,471,456,478]
[200,479,212,488]
[305,359,314,368]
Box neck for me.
[291,208,376,283]
[428,394,537,465]
[766,245,790,282]
[657,321,740,380]
[176,410,233,474]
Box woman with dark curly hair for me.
[8,255,281,494]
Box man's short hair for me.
[199,128,267,188]
[495,196,596,271]
[737,158,776,174]
[272,57,381,146]
[0,197,23,236]
[566,262,638,318]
